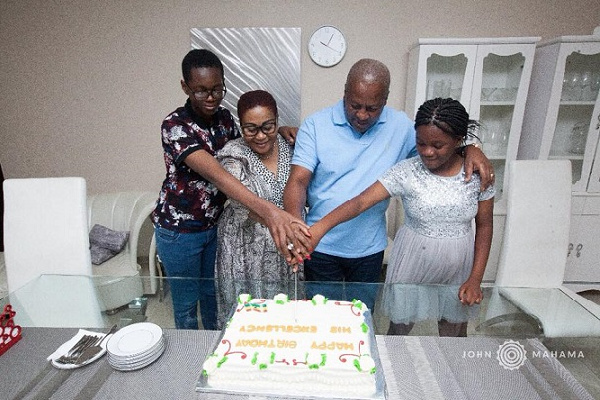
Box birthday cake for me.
[199,294,382,399]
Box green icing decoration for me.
[237,294,252,304]
[361,322,369,333]
[352,358,377,374]
[251,352,258,365]
[320,354,327,366]
[259,363,268,370]
[217,356,228,368]
[270,352,276,364]
[308,364,320,370]
[310,295,328,305]
[352,299,364,309]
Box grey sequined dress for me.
[215,136,303,329]
[378,156,495,324]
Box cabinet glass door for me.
[409,39,537,211]
[550,51,600,189]
[477,52,526,203]
[426,54,468,103]
[407,44,477,119]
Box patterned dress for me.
[214,135,302,328]
[378,156,495,324]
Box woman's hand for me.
[305,223,327,254]
[458,278,483,306]
[285,220,314,264]
[289,257,302,273]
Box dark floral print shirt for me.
[152,100,240,232]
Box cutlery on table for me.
[55,334,98,364]
[74,324,118,365]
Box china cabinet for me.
[518,31,600,290]
[404,37,539,281]
[564,194,600,291]
[406,37,540,211]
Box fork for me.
[55,334,92,361]
[74,324,118,364]
[55,334,98,364]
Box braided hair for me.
[414,97,479,141]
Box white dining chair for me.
[0,252,7,298]
[3,177,104,327]
[4,177,93,290]
[481,160,600,337]
[87,191,156,310]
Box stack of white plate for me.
[106,322,166,371]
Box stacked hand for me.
[284,222,315,272]
[284,222,330,272]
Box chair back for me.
[3,177,92,291]
[87,191,157,268]
[495,160,572,288]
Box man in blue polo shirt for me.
[283,58,492,310]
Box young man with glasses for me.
[152,50,308,330]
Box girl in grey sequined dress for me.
[215,90,303,329]
[308,98,495,336]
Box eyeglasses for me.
[185,82,227,100]
[241,119,277,137]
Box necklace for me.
[258,146,277,161]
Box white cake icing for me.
[201,294,379,398]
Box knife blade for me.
[294,270,298,322]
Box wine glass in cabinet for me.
[405,37,539,211]
[518,34,600,194]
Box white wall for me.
[1,0,599,194]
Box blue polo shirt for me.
[292,100,416,257]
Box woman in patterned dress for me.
[215,90,302,328]
[306,98,494,337]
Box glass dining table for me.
[1,274,600,399]
[2,274,600,336]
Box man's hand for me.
[278,126,299,145]
[463,145,495,190]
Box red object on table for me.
[0,304,22,356]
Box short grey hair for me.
[345,59,391,91]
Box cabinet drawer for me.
[571,196,586,214]
[582,196,600,215]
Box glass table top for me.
[2,274,600,339]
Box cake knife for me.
[294,269,298,322]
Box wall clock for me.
[308,25,347,67]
